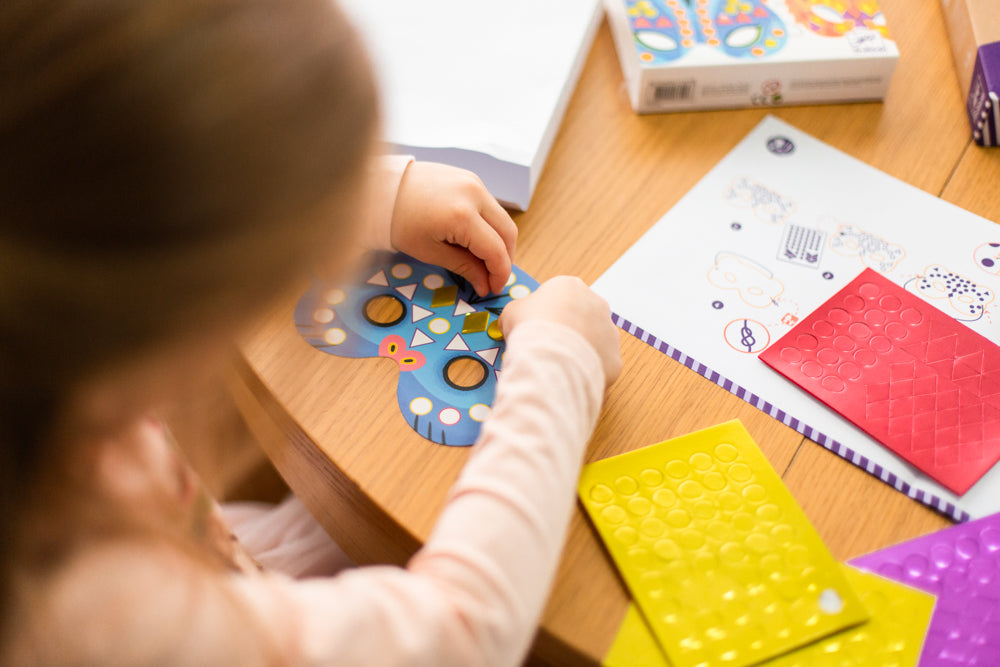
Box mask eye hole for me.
[363,294,406,327]
[635,30,678,52]
[725,25,762,49]
[443,356,489,391]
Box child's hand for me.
[500,276,623,387]
[390,162,517,297]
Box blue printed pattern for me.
[626,0,787,64]
[295,252,538,446]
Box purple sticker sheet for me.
[850,512,1000,665]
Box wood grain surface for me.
[235,1,1000,663]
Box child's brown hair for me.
[0,0,378,648]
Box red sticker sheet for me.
[760,268,1000,495]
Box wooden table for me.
[233,1,1000,663]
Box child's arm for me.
[228,279,618,665]
[33,279,618,666]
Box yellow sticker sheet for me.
[580,420,868,667]
[604,566,935,667]
[604,604,669,667]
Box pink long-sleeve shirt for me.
[9,159,607,666]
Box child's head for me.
[1,0,377,456]
[0,0,377,618]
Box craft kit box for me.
[605,0,900,112]
[941,0,1000,146]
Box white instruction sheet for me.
[593,116,1000,521]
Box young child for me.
[0,1,622,665]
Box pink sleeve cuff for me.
[363,154,414,251]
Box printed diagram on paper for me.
[592,116,1000,521]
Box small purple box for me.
[942,0,1000,146]
[968,43,1000,146]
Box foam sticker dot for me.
[324,288,345,305]
[579,421,867,667]
[438,407,461,426]
[486,320,504,341]
[313,308,334,324]
[428,318,450,335]
[391,263,412,279]
[409,397,433,416]
[324,328,346,345]
[469,403,491,422]
[509,284,531,299]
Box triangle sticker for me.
[925,334,959,363]
[983,402,1000,423]
[410,329,434,347]
[367,270,389,287]
[955,350,985,374]
[494,369,502,383]
[454,299,477,316]
[958,388,982,408]
[395,284,417,301]
[955,377,985,402]
[445,334,470,351]
[955,334,987,358]
[980,370,1000,396]
[952,360,982,382]
[411,305,433,323]
[476,347,500,366]
[899,340,929,362]
[928,358,958,379]
[926,317,955,340]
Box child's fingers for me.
[478,195,518,262]
[460,214,514,294]
[497,276,623,387]
[430,242,491,296]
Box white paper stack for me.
[339,0,603,210]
